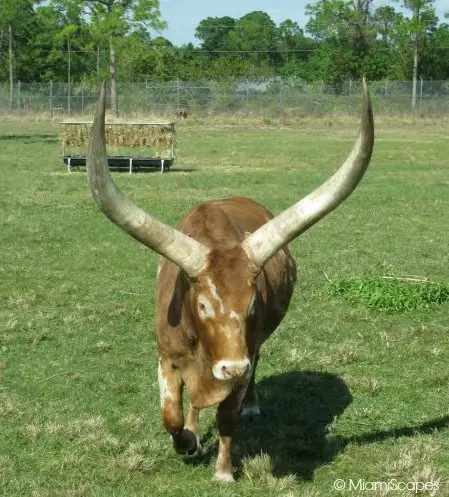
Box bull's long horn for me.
[242,78,374,268]
[87,84,209,277]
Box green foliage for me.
[0,0,41,82]
[1,2,449,84]
[195,16,236,54]
[328,267,449,313]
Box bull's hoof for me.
[186,435,202,457]
[172,429,197,455]
[213,471,235,484]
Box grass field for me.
[1,116,448,497]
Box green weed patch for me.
[328,269,449,313]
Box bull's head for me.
[87,81,374,381]
[185,245,259,380]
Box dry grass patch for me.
[343,375,383,395]
[384,440,445,496]
[93,340,112,353]
[243,453,297,491]
[0,393,22,417]
[30,484,92,497]
[0,455,14,480]
[288,347,314,365]
[318,342,360,367]
[120,414,147,429]
[109,440,163,474]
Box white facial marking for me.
[158,360,174,407]
[198,294,215,320]
[212,358,251,381]
[221,325,234,340]
[206,277,224,313]
[229,310,241,321]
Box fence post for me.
[67,38,71,116]
[384,79,388,112]
[176,78,180,111]
[348,78,352,113]
[145,77,148,113]
[67,84,71,116]
[49,80,53,118]
[97,44,100,78]
[81,85,84,115]
[420,77,423,110]
[17,80,21,115]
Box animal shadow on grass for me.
[0,134,58,144]
[184,370,351,479]
[94,166,196,174]
[235,370,353,480]
[185,370,449,481]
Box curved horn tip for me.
[361,77,374,128]
[361,77,371,102]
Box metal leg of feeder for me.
[161,159,165,173]
[67,157,72,173]
[129,158,133,174]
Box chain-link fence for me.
[1,79,448,118]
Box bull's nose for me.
[213,359,251,380]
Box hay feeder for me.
[59,121,176,173]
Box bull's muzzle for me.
[212,359,251,381]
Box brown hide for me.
[156,197,296,409]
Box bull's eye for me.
[197,295,215,320]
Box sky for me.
[158,0,448,46]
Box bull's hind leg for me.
[241,354,260,417]
[158,358,197,455]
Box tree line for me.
[1,0,448,113]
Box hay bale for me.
[60,123,90,149]
[60,122,175,157]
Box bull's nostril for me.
[221,365,231,378]
[222,363,249,378]
[213,359,251,380]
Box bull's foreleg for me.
[185,403,201,453]
[214,384,247,483]
[158,359,197,455]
